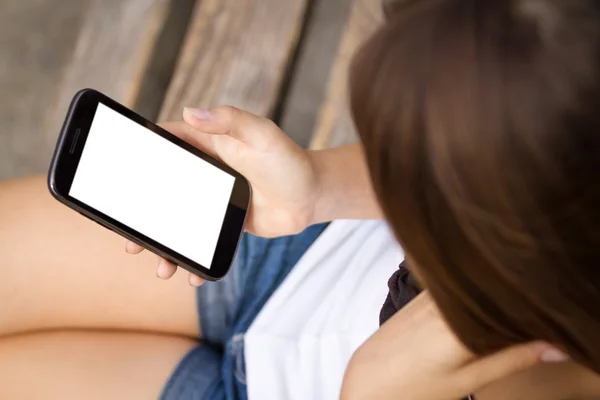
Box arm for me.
[309,143,383,224]
[340,292,562,400]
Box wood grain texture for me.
[133,0,197,121]
[0,0,88,180]
[40,0,170,176]
[159,0,310,121]
[278,0,354,148]
[309,0,382,150]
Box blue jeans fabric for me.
[160,224,328,400]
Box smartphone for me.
[48,89,251,281]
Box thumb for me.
[183,106,279,150]
[158,121,222,161]
[457,342,569,392]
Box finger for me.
[188,272,205,287]
[158,121,223,162]
[183,106,279,149]
[156,257,177,280]
[125,240,144,254]
[457,342,568,392]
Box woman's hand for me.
[126,107,321,285]
[341,292,569,400]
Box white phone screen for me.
[69,103,235,268]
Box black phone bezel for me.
[48,89,251,281]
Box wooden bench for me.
[0,0,383,179]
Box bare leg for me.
[0,330,197,399]
[0,176,199,338]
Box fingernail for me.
[157,269,168,280]
[156,261,169,280]
[541,348,569,363]
[184,107,211,121]
[189,275,203,287]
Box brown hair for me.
[350,0,600,371]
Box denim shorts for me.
[160,224,328,400]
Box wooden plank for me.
[309,0,383,150]
[0,0,88,180]
[159,0,311,121]
[278,0,354,148]
[133,0,197,121]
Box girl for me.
[2,0,599,399]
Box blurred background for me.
[0,0,383,181]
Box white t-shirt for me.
[245,220,404,400]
